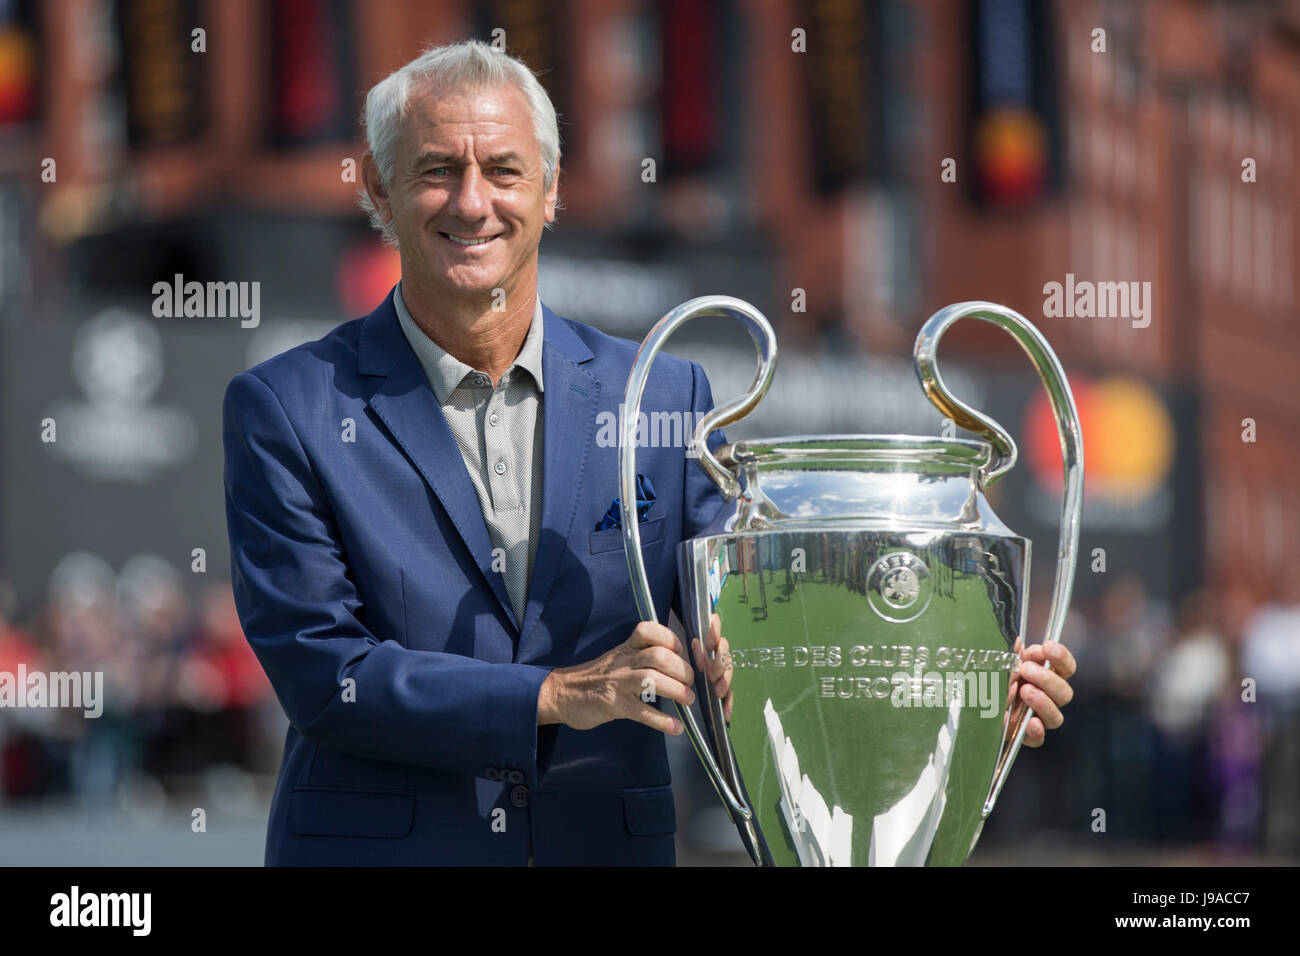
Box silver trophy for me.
[620,297,1083,866]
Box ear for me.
[543,166,560,222]
[361,150,394,225]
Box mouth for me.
[439,231,502,247]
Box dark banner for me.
[966,0,1063,209]
[0,0,40,127]
[800,0,882,194]
[267,0,355,146]
[116,0,203,147]
[472,0,571,145]
[657,0,725,176]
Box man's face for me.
[374,82,557,303]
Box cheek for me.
[397,189,444,224]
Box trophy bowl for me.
[620,297,1083,866]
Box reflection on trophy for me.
[620,297,1084,866]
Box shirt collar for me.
[394,282,545,404]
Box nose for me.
[447,163,490,222]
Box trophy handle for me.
[621,295,777,823]
[913,302,1084,816]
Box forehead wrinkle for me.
[402,86,534,153]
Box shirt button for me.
[474,374,489,387]
[510,785,529,808]
[494,460,507,475]
[488,412,500,427]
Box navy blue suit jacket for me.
[222,288,728,865]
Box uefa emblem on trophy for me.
[620,297,1084,866]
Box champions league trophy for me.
[620,297,1083,866]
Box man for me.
[223,40,1076,866]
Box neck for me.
[401,274,537,385]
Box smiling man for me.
[222,40,1076,866]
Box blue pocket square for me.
[596,474,656,531]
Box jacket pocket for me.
[288,786,415,838]
[622,784,677,835]
[591,515,665,554]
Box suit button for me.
[485,767,501,781]
[507,770,524,784]
[510,784,529,808]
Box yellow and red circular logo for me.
[1024,375,1174,502]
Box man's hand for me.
[691,612,733,723]
[538,621,695,735]
[1012,638,1077,747]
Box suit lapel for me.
[358,290,517,630]
[517,304,598,650]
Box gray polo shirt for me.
[394,283,545,627]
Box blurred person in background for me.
[1208,584,1266,851]
[1148,590,1228,843]
[1089,574,1170,840]
[0,580,50,799]
[115,554,195,790]
[180,582,275,776]
[45,553,135,805]
[1240,568,1300,855]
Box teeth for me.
[445,234,494,245]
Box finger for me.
[1044,641,1077,680]
[714,671,732,702]
[1020,680,1063,730]
[712,641,733,698]
[1022,715,1045,747]
[723,694,732,723]
[630,700,683,736]
[635,672,695,709]
[1019,642,1047,665]
[689,637,733,702]
[1018,659,1074,709]
[628,621,685,657]
[705,633,731,684]
[706,613,722,653]
[690,636,728,681]
[639,643,695,687]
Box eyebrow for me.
[409,150,525,172]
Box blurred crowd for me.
[1,553,1298,860]
[983,569,1300,858]
[0,554,279,808]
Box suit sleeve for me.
[672,360,730,623]
[222,370,551,785]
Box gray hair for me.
[358,40,562,246]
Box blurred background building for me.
[0,0,1297,864]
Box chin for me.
[440,276,506,298]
